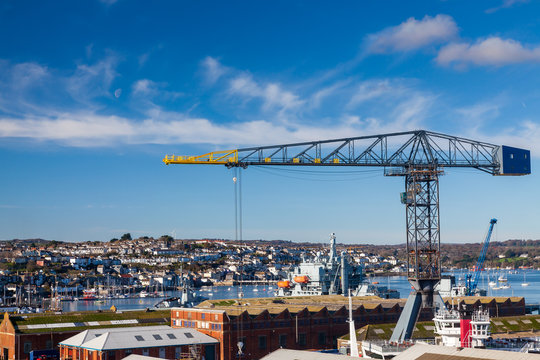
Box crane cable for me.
[233,167,244,356]
[250,165,382,182]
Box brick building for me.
[58,325,218,360]
[171,296,428,360]
[0,310,170,360]
[170,295,526,360]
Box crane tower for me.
[163,129,530,341]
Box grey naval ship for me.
[276,233,399,299]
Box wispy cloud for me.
[347,79,406,108]
[437,37,540,67]
[365,14,458,54]
[67,56,119,102]
[200,56,228,85]
[0,56,438,148]
[0,112,415,147]
[3,55,534,158]
[132,79,183,100]
[485,0,529,14]
[228,73,304,111]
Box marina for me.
[52,269,540,313]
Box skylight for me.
[135,335,145,341]
[184,332,194,338]
[153,334,163,340]
[167,334,177,339]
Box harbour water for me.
[61,269,540,312]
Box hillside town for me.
[0,235,538,307]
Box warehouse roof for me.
[260,349,348,360]
[60,325,218,351]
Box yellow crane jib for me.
[162,150,239,165]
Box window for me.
[23,342,32,354]
[318,332,326,345]
[142,349,149,356]
[125,349,132,355]
[167,333,177,339]
[215,314,219,320]
[298,333,306,346]
[153,334,163,340]
[185,332,194,338]
[175,347,182,358]
[279,334,287,348]
[201,313,205,319]
[46,340,53,349]
[135,335,145,341]
[258,335,267,350]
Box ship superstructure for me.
[276,233,399,298]
[360,306,492,358]
[277,233,362,296]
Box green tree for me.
[121,233,132,241]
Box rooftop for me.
[60,325,218,351]
[194,295,405,316]
[393,344,540,360]
[260,349,348,360]
[339,314,540,341]
[192,295,524,318]
[4,309,170,334]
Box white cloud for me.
[228,74,304,110]
[486,0,529,14]
[310,80,350,109]
[366,14,458,54]
[0,105,426,148]
[132,79,155,95]
[437,37,540,67]
[201,56,227,85]
[67,56,119,101]
[131,79,183,101]
[347,79,405,107]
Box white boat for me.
[500,284,510,289]
[498,274,508,282]
[139,290,149,298]
[488,281,497,287]
[521,273,530,287]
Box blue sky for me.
[1,0,539,244]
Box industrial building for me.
[170,295,526,360]
[0,310,170,360]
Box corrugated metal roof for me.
[60,325,218,351]
[393,344,540,360]
[60,325,169,347]
[260,349,348,360]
